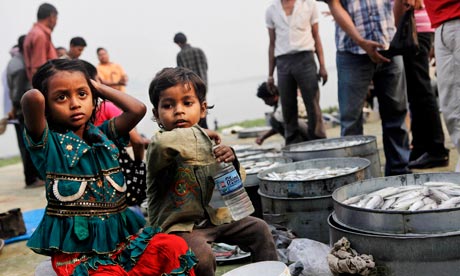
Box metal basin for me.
[260,190,333,243]
[240,156,292,219]
[282,135,381,177]
[328,213,460,276]
[332,173,460,234]
[257,157,371,198]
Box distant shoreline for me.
[0,156,21,168]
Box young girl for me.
[146,67,278,276]
[22,59,196,276]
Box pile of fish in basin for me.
[330,173,460,275]
[256,157,371,243]
[282,135,382,178]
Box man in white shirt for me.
[266,0,327,145]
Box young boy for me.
[146,67,278,276]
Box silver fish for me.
[408,199,425,211]
[365,195,384,209]
[342,194,365,205]
[367,186,401,199]
[429,188,450,202]
[392,195,425,211]
[438,196,460,209]
[381,198,397,210]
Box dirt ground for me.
[0,118,457,276]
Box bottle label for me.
[214,169,243,196]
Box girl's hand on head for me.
[213,145,235,163]
[205,129,221,145]
[90,79,103,98]
[90,79,100,88]
[91,79,113,100]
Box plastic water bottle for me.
[212,162,255,220]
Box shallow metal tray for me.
[257,157,371,197]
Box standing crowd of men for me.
[4,0,460,185]
[265,0,459,176]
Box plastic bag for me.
[287,238,333,276]
[382,8,419,58]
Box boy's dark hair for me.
[32,59,99,125]
[37,3,58,20]
[173,32,187,44]
[149,67,206,109]
[70,37,87,47]
[256,82,279,99]
[96,47,106,54]
[18,35,26,53]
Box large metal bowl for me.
[257,157,371,197]
[282,135,381,177]
[328,213,460,276]
[332,173,460,235]
[260,190,333,243]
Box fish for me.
[436,187,460,197]
[393,191,422,204]
[419,202,438,211]
[429,188,450,202]
[365,195,384,209]
[422,197,436,205]
[385,189,419,200]
[342,194,365,205]
[356,196,372,208]
[381,198,397,210]
[367,186,401,199]
[438,197,460,209]
[392,195,425,211]
[408,199,425,211]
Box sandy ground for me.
[0,117,457,276]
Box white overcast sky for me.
[0,0,338,129]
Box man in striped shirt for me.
[323,0,412,176]
[174,32,209,128]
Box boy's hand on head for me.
[205,129,221,145]
[213,145,235,163]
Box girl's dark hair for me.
[148,67,208,109]
[32,59,99,127]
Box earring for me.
[158,123,165,129]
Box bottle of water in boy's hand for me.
[212,162,254,221]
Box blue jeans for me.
[336,51,410,176]
[276,51,326,144]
